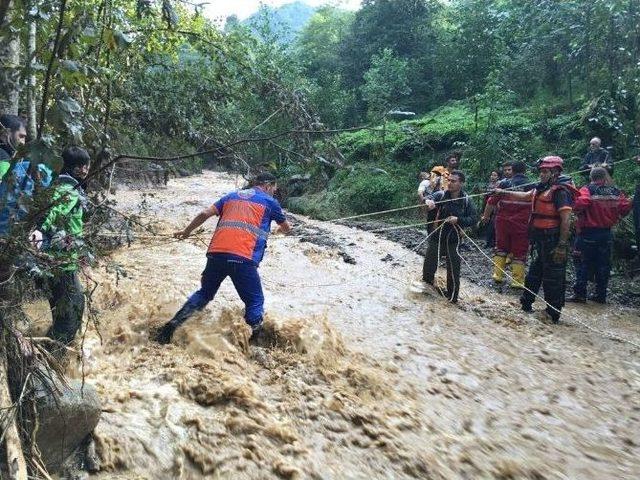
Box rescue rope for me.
[273,222,445,290]
[321,156,638,224]
[458,228,640,349]
[277,219,443,241]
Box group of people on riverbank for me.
[1,114,91,351]
[416,138,637,324]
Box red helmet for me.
[538,155,564,171]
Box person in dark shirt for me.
[580,137,613,180]
[483,170,500,248]
[420,170,478,303]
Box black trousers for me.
[520,232,567,320]
[422,228,462,302]
[47,270,85,345]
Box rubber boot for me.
[510,262,526,289]
[492,255,507,283]
[155,322,177,344]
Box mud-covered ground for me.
[29,171,640,479]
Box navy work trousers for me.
[170,254,264,328]
[521,232,567,321]
[573,230,612,302]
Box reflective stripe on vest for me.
[216,219,268,239]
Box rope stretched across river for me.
[458,228,640,350]
[321,156,637,224]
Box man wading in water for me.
[156,173,292,344]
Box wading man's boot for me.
[155,301,201,344]
[492,255,507,283]
[155,321,178,344]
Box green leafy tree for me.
[295,6,354,127]
[338,0,443,118]
[361,48,411,120]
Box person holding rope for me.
[155,173,292,344]
[421,170,477,303]
[495,156,579,323]
[482,161,532,288]
[569,167,632,304]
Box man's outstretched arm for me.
[174,205,218,239]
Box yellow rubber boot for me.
[510,262,526,289]
[492,255,507,283]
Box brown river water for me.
[27,171,640,479]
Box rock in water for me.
[35,379,101,472]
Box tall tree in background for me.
[296,6,354,127]
[361,48,411,120]
[0,0,20,114]
[338,0,443,119]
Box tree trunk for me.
[26,6,37,140]
[0,0,21,115]
[0,332,28,480]
[0,0,11,29]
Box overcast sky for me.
[203,0,362,22]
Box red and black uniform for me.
[572,181,632,302]
[487,173,532,262]
[520,181,579,321]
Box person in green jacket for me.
[37,146,91,345]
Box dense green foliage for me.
[285,0,640,217]
[1,0,639,215]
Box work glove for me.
[551,243,568,264]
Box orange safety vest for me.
[530,184,578,230]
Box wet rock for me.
[339,251,357,265]
[35,379,102,472]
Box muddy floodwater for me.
[37,171,640,479]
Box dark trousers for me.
[573,230,612,301]
[485,214,496,248]
[520,233,567,321]
[47,270,85,344]
[422,228,462,302]
[170,254,264,329]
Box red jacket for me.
[487,174,533,223]
[574,181,632,230]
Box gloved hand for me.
[551,243,568,264]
